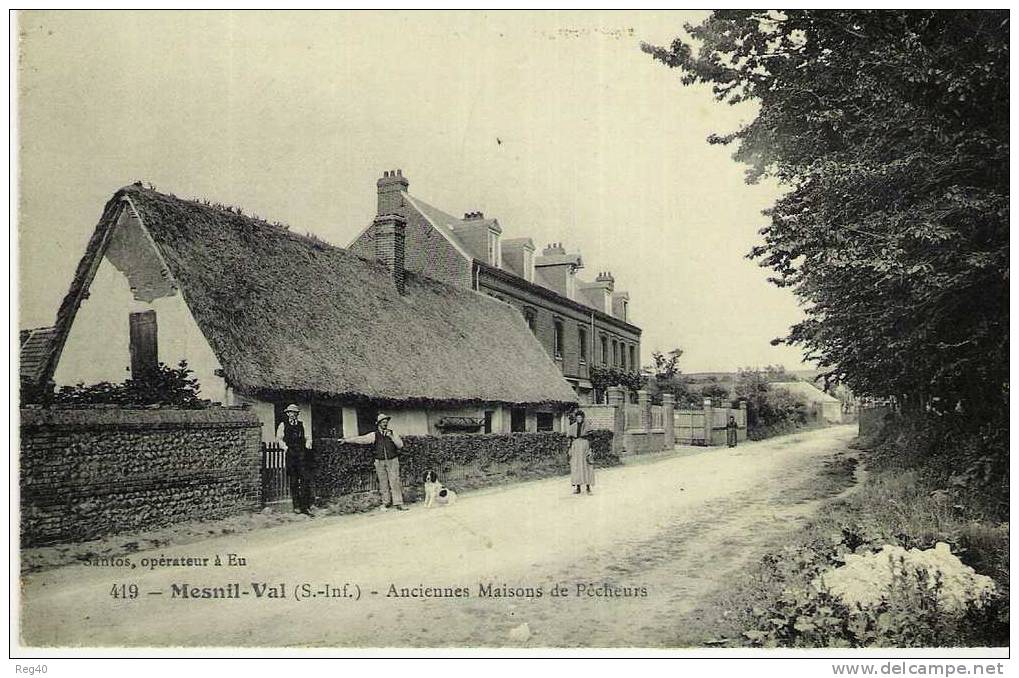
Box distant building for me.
[28,184,578,442]
[349,169,642,403]
[771,381,843,423]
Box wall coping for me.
[20,406,259,430]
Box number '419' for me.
[110,583,138,599]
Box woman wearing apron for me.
[568,410,595,495]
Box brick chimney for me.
[373,213,407,295]
[377,169,409,215]
[595,271,615,291]
[463,211,485,220]
[542,242,566,256]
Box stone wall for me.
[20,406,262,546]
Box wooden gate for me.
[674,410,707,445]
[261,442,291,507]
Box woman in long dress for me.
[726,415,739,448]
[568,410,595,495]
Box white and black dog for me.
[423,471,458,508]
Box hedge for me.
[312,429,618,505]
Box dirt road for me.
[19,425,858,648]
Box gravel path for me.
[18,425,858,648]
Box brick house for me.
[349,170,643,404]
[26,184,579,443]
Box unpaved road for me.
[19,425,857,648]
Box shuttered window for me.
[129,310,158,378]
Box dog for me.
[423,470,458,508]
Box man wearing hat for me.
[339,413,406,511]
[275,404,315,515]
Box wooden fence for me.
[261,442,290,506]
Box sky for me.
[16,10,807,373]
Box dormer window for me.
[621,299,628,321]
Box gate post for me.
[638,389,650,431]
[606,386,625,455]
[739,400,748,441]
[703,398,714,446]
[662,393,675,448]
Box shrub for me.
[704,421,1009,648]
[50,361,207,408]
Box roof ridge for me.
[119,184,347,257]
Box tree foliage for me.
[644,11,1008,420]
[735,366,810,435]
[589,365,647,398]
[51,360,207,408]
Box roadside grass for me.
[693,431,1009,648]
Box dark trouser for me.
[288,449,315,511]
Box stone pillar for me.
[703,397,714,446]
[606,386,625,455]
[738,400,748,441]
[662,393,675,448]
[638,390,651,431]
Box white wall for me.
[53,206,228,404]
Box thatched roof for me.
[20,327,56,386]
[44,185,579,409]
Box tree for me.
[734,367,810,434]
[644,348,692,405]
[649,348,684,382]
[643,11,1008,422]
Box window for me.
[523,307,537,333]
[510,408,527,433]
[629,345,636,370]
[601,335,608,364]
[129,310,158,378]
[620,344,626,369]
[612,340,619,366]
[356,407,379,435]
[553,319,564,359]
[312,404,343,440]
[579,327,588,363]
[484,410,494,434]
[536,412,555,432]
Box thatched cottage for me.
[31,184,579,444]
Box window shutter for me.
[129,310,158,378]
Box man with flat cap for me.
[339,413,406,511]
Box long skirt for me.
[569,438,595,486]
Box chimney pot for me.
[377,169,410,215]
